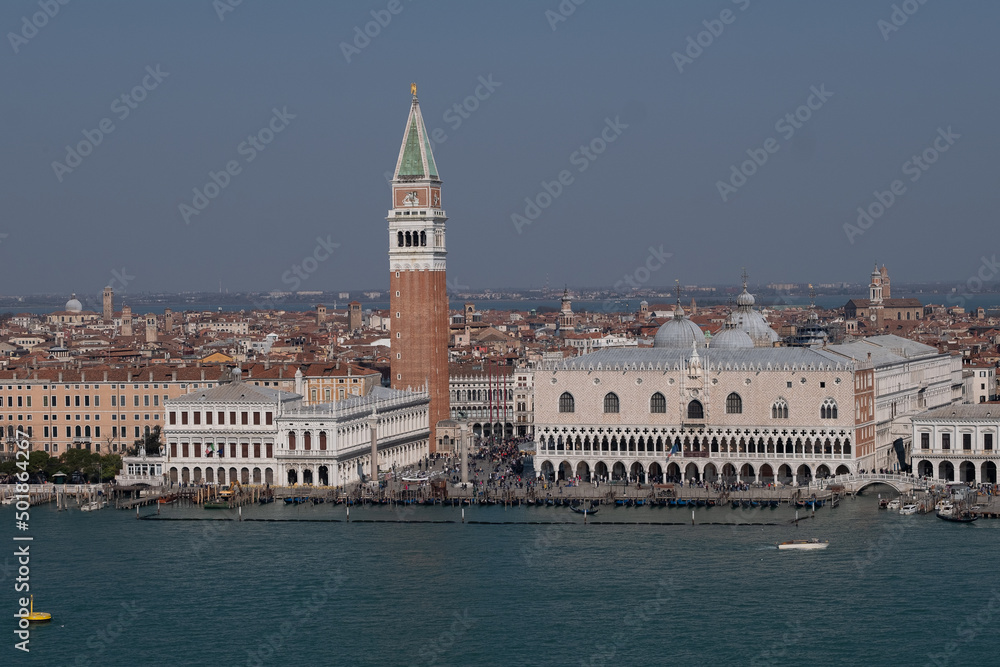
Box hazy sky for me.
[2,0,997,298]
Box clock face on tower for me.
[870,314,877,322]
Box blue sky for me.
[2,0,997,296]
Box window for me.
[253,412,260,425]
[558,392,575,413]
[650,392,666,414]
[986,434,994,451]
[193,412,201,425]
[603,393,619,414]
[181,412,188,425]
[266,412,273,425]
[725,393,742,414]
[942,433,950,450]
[920,433,929,450]
[169,412,176,425]
[963,433,972,450]
[771,399,788,419]
[820,398,838,419]
[241,412,248,425]
[687,400,704,419]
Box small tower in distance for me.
[121,305,133,337]
[102,286,114,322]
[348,301,362,332]
[145,314,158,343]
[316,304,327,327]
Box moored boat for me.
[936,510,978,523]
[569,505,599,515]
[777,539,829,550]
[899,504,919,515]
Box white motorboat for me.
[886,499,901,511]
[777,539,829,550]
[80,500,106,512]
[935,501,955,516]
[899,504,919,515]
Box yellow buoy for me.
[26,595,51,623]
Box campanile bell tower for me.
[387,84,450,451]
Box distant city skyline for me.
[3,1,998,295]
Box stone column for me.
[460,422,469,485]
[368,412,379,483]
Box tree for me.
[129,425,162,457]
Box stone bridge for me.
[807,473,955,495]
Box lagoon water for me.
[10,494,999,666]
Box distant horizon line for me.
[3,281,999,300]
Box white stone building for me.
[163,379,429,488]
[912,405,1000,484]
[449,365,533,438]
[163,380,300,486]
[276,386,429,487]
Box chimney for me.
[200,369,205,381]
[172,371,177,382]
[279,366,284,379]
[149,371,153,382]
[103,371,108,381]
[81,372,85,383]
[127,372,132,382]
[58,372,62,382]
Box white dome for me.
[736,288,755,307]
[653,312,704,348]
[709,324,755,349]
[65,294,83,312]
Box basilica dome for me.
[653,304,704,349]
[727,284,779,346]
[709,322,755,349]
[65,294,83,313]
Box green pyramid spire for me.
[393,86,439,181]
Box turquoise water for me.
[7,494,999,666]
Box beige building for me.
[534,332,959,484]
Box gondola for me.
[258,496,274,505]
[569,505,599,515]
[731,500,740,509]
[936,510,979,523]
